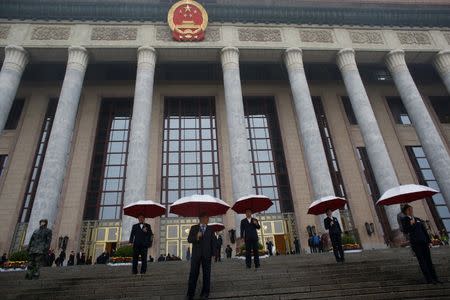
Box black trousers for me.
[187,255,211,297]
[411,243,438,283]
[330,234,344,262]
[132,245,148,274]
[245,239,260,268]
[215,247,221,262]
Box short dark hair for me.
[401,204,412,214]
[325,208,332,213]
[199,212,208,218]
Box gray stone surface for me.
[220,47,254,234]
[0,45,28,134]
[25,46,88,244]
[386,49,450,214]
[122,46,157,241]
[284,48,335,201]
[337,48,401,231]
[434,50,450,95]
[1,247,450,300]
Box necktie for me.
[201,225,206,233]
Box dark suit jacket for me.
[324,216,342,236]
[129,223,153,248]
[187,224,217,259]
[401,216,431,245]
[240,218,260,241]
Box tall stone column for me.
[386,49,450,213]
[220,47,254,235]
[284,48,335,200]
[433,50,450,95]
[337,48,401,232]
[122,46,157,242]
[25,46,88,243]
[0,45,28,134]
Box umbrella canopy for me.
[376,184,438,206]
[307,196,347,215]
[231,195,273,214]
[123,200,166,218]
[208,222,225,232]
[169,194,230,217]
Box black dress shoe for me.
[200,293,209,300]
[434,279,444,284]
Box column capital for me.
[336,48,358,72]
[2,45,28,73]
[385,49,407,73]
[221,46,239,69]
[433,50,450,75]
[284,48,304,70]
[67,46,89,71]
[137,46,157,67]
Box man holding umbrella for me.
[401,204,442,284]
[124,199,165,275]
[129,214,153,275]
[169,194,230,299]
[231,195,272,269]
[324,208,344,263]
[240,209,261,269]
[186,212,217,300]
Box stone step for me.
[3,248,449,300]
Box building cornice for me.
[0,1,450,28]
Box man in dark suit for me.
[324,208,344,262]
[401,204,442,284]
[240,209,261,269]
[129,214,153,275]
[186,212,216,300]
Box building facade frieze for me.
[1,0,450,28]
[0,22,449,60]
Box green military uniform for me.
[26,220,52,280]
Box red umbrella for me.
[307,196,347,215]
[231,195,273,214]
[123,200,166,218]
[376,184,438,206]
[169,194,230,217]
[208,222,225,232]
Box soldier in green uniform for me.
[26,219,52,280]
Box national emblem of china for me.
[168,0,208,42]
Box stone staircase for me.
[2,247,450,300]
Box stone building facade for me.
[0,0,450,259]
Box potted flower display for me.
[1,250,29,272]
[109,245,133,265]
[341,233,362,251]
[236,243,267,257]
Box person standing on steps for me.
[67,251,75,266]
[266,240,274,256]
[324,208,344,263]
[186,212,216,300]
[26,219,52,280]
[294,237,300,254]
[215,234,223,262]
[225,244,233,259]
[240,209,261,269]
[401,204,442,285]
[129,213,153,275]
